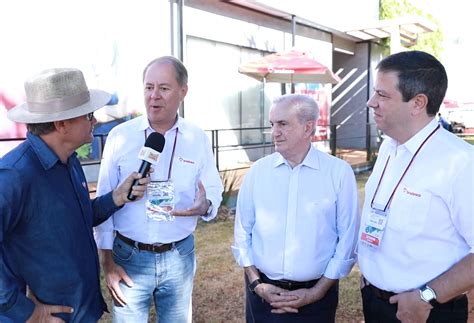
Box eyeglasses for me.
[85,112,94,121]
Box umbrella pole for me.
[291,74,295,93]
[261,77,266,126]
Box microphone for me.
[127,132,166,201]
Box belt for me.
[362,277,466,305]
[362,277,396,301]
[260,272,319,291]
[116,232,173,253]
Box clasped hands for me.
[254,283,323,314]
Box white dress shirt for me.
[232,145,360,281]
[94,115,223,248]
[358,119,474,293]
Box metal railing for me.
[206,123,379,171]
[206,126,274,170]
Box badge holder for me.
[146,180,175,222]
[360,204,388,249]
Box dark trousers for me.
[361,285,468,323]
[245,279,338,323]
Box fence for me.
[206,123,378,171]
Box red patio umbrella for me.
[238,50,340,85]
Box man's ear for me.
[305,120,315,136]
[411,93,428,116]
[53,120,67,133]
[179,84,188,101]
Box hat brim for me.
[7,89,112,124]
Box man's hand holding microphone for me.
[112,132,166,206]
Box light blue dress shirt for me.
[233,145,360,281]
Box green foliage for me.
[380,0,443,59]
[76,143,92,160]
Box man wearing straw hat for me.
[0,68,150,322]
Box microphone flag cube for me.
[138,147,160,164]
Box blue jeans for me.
[111,234,196,323]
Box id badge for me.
[367,208,388,230]
[360,206,388,249]
[146,180,175,222]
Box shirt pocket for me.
[117,154,141,180]
[172,157,200,188]
[303,196,337,234]
[388,187,432,236]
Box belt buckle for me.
[152,242,164,248]
[151,242,165,252]
[279,279,293,290]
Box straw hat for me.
[7,68,111,123]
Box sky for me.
[412,0,474,102]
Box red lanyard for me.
[145,128,178,180]
[371,125,440,211]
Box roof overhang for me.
[223,0,361,42]
[344,17,437,47]
[220,1,436,52]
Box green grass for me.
[463,136,474,145]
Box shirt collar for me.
[399,118,439,155]
[137,114,183,136]
[27,132,61,170]
[137,115,151,131]
[171,116,184,135]
[273,144,320,170]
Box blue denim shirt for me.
[0,133,120,322]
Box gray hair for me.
[272,94,319,135]
[142,56,188,86]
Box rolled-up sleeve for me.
[199,132,223,222]
[232,167,255,267]
[323,163,360,279]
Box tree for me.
[76,143,92,160]
[380,0,443,59]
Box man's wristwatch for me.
[205,199,213,216]
[419,284,438,306]
[248,278,263,295]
